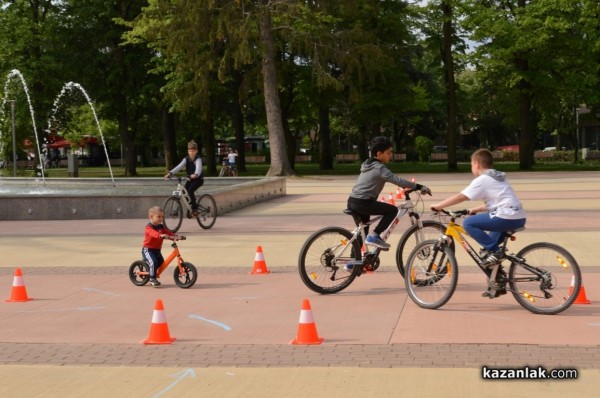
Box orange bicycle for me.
[128,236,198,288]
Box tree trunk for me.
[231,75,246,173]
[515,57,534,170]
[258,2,295,177]
[442,0,458,171]
[162,107,177,170]
[318,106,333,170]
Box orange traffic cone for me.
[250,245,271,274]
[395,187,404,200]
[387,193,395,205]
[142,299,176,344]
[290,299,324,345]
[569,276,591,304]
[5,268,32,302]
[380,196,386,202]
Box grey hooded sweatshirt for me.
[349,158,418,200]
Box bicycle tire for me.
[508,242,581,315]
[173,261,198,288]
[405,240,458,309]
[396,220,451,278]
[219,166,226,177]
[163,196,183,233]
[196,194,217,229]
[298,227,361,294]
[129,260,150,286]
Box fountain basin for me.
[0,177,285,220]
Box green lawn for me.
[2,160,599,179]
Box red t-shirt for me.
[143,223,175,249]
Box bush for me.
[414,136,434,162]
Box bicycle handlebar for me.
[432,208,470,218]
[163,235,186,241]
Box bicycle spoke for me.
[509,242,581,315]
[405,240,458,309]
[298,227,360,294]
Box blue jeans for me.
[463,213,526,252]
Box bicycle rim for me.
[298,227,360,294]
[173,262,198,288]
[163,197,183,233]
[196,194,217,229]
[405,240,458,309]
[396,220,450,278]
[509,242,581,315]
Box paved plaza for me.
[1,171,599,397]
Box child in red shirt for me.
[142,206,179,286]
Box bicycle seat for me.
[343,208,363,226]
[506,227,525,236]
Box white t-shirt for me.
[227,152,237,163]
[461,170,525,220]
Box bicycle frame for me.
[138,241,186,278]
[172,179,194,212]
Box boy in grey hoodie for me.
[347,136,431,250]
[431,148,526,266]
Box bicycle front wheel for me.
[174,261,198,288]
[396,220,451,278]
[196,194,217,229]
[163,197,183,233]
[405,240,458,309]
[298,227,361,294]
[509,242,581,315]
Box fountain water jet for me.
[48,82,115,185]
[1,69,45,182]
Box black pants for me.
[186,175,204,210]
[347,197,398,235]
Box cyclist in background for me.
[347,136,431,250]
[227,148,238,175]
[164,140,204,217]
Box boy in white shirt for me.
[430,148,526,267]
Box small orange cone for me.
[5,268,32,302]
[569,276,591,304]
[380,196,386,202]
[387,193,395,205]
[250,245,271,274]
[290,299,324,345]
[395,187,404,200]
[142,299,176,344]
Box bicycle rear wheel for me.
[508,242,581,315]
[396,220,451,278]
[298,227,361,294]
[196,194,217,229]
[405,240,458,309]
[163,196,183,233]
[129,260,149,286]
[173,261,198,288]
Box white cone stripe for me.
[12,276,24,287]
[570,275,575,286]
[298,309,314,324]
[151,310,167,324]
[255,252,265,261]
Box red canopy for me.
[47,139,72,149]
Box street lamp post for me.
[8,100,17,177]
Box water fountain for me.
[0,69,286,220]
[1,69,45,182]
[48,81,115,185]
